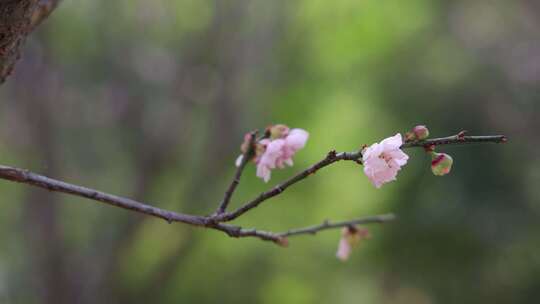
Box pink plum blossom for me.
[254,128,309,182]
[276,128,309,168]
[256,138,286,182]
[362,133,409,188]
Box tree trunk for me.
[0,0,59,83]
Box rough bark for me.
[0,0,59,83]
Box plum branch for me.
[214,133,507,222]
[0,131,506,246]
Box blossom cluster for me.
[236,123,456,261]
[236,124,309,182]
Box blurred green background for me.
[0,0,539,303]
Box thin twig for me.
[215,130,257,215]
[213,213,396,245]
[278,213,396,237]
[402,134,507,148]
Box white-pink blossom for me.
[276,128,309,168]
[254,128,309,182]
[362,133,409,188]
[256,138,285,182]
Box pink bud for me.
[413,125,430,140]
[239,133,253,154]
[431,152,453,176]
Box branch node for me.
[327,150,337,160]
[226,226,242,238]
[457,130,467,140]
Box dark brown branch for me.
[0,165,207,226]
[215,130,257,215]
[215,134,507,222]
[0,164,392,245]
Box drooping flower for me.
[336,235,353,261]
[362,133,409,188]
[430,152,453,176]
[336,226,370,261]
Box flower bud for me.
[404,131,416,142]
[269,124,290,139]
[240,133,253,154]
[430,152,453,176]
[413,125,430,140]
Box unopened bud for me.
[240,133,253,154]
[404,132,416,142]
[413,125,430,140]
[430,152,453,176]
[269,124,290,139]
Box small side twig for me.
[401,134,507,149]
[213,150,360,222]
[215,130,257,215]
[212,213,396,245]
[278,213,396,238]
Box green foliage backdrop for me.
[0,0,538,303]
